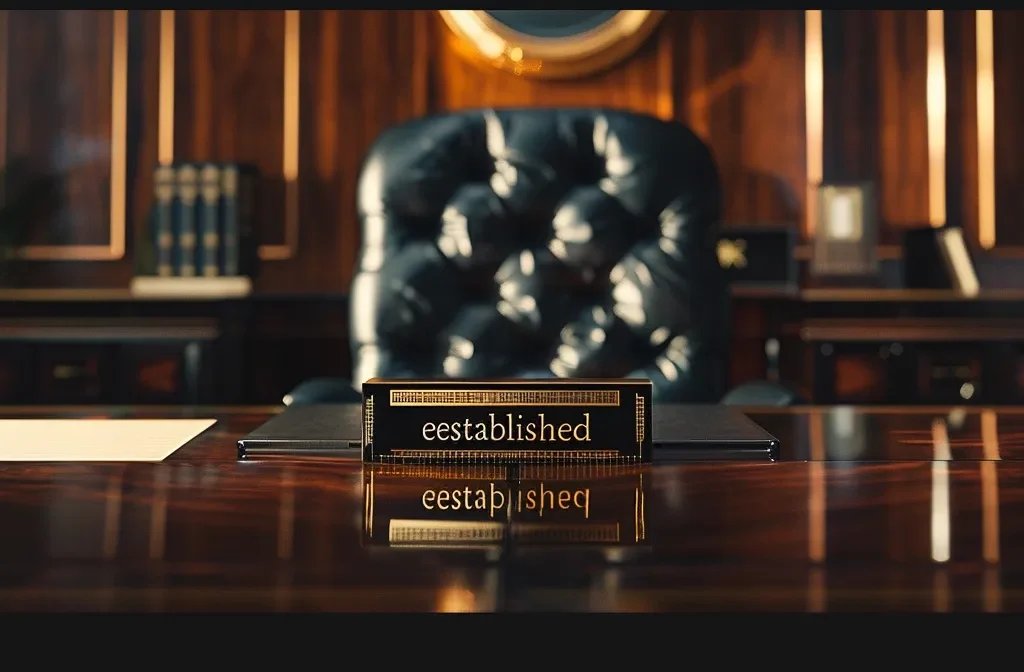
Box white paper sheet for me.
[0,419,217,462]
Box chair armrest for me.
[720,380,804,406]
[283,378,361,406]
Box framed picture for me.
[811,182,879,279]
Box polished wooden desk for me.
[0,405,1020,612]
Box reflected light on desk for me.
[277,469,296,561]
[103,472,123,559]
[980,409,1002,611]
[437,584,479,613]
[149,465,171,560]
[808,410,826,564]
[930,419,951,563]
[808,411,827,612]
[981,410,1001,563]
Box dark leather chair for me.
[285,108,796,407]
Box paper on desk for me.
[0,419,217,462]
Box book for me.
[197,163,221,277]
[219,163,258,277]
[173,163,199,277]
[152,165,175,277]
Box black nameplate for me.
[361,464,649,551]
[361,378,653,464]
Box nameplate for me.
[361,464,648,550]
[361,379,653,464]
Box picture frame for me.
[811,181,879,279]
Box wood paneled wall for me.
[2,9,1023,291]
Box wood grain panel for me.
[990,11,1024,248]
[13,9,1023,293]
[297,10,430,293]
[433,12,670,116]
[823,10,931,242]
[3,10,154,289]
[173,11,286,262]
[673,10,806,229]
[2,10,119,251]
[944,10,979,245]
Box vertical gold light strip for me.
[804,10,824,239]
[277,469,296,560]
[980,410,1000,566]
[976,10,996,249]
[158,10,175,165]
[808,410,826,563]
[931,418,952,563]
[926,10,946,227]
[260,9,300,261]
[807,410,827,612]
[981,409,1000,461]
[20,10,127,261]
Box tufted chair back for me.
[349,108,729,402]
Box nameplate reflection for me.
[362,464,648,550]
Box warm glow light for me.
[926,10,946,227]
[158,10,175,165]
[981,410,1000,565]
[931,419,951,563]
[976,10,996,249]
[260,10,301,261]
[808,410,826,563]
[804,10,824,238]
[437,585,478,613]
[277,470,295,560]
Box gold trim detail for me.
[439,10,665,79]
[389,389,620,407]
[389,449,622,461]
[717,238,748,269]
[976,10,996,249]
[635,478,646,542]
[158,10,175,166]
[390,520,504,544]
[156,10,300,261]
[926,10,946,228]
[635,394,645,446]
[363,395,374,449]
[364,470,374,538]
[804,9,824,239]
[259,9,300,261]
[1,10,127,260]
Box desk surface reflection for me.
[0,405,1019,612]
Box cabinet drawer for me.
[36,345,115,404]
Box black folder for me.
[237,404,779,462]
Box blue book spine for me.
[198,163,221,277]
[173,163,199,277]
[152,165,175,277]
[220,164,242,276]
